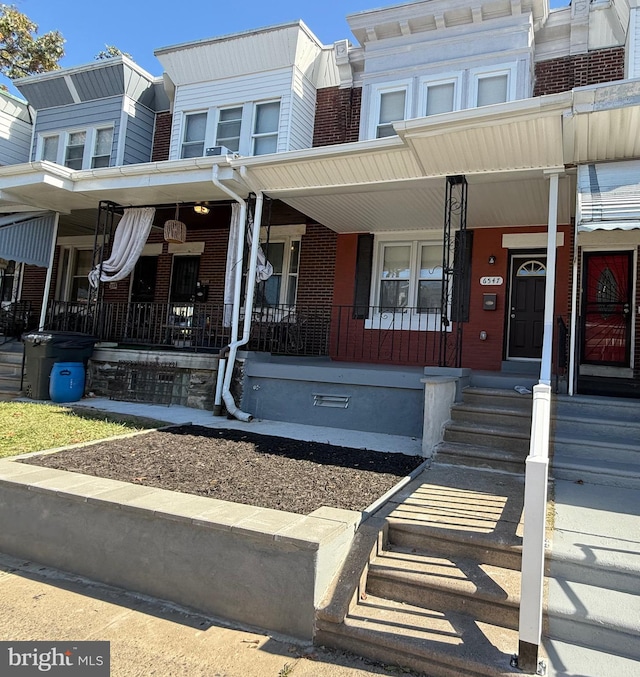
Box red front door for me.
[581,251,633,367]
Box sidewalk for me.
[0,553,417,677]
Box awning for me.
[577,161,640,231]
[0,211,58,267]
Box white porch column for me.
[38,212,60,331]
[517,170,560,673]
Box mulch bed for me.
[24,425,424,515]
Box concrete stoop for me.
[436,388,533,473]
[0,340,24,399]
[315,466,527,677]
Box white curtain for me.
[248,212,273,283]
[88,207,156,288]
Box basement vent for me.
[313,394,350,409]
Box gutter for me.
[211,163,264,422]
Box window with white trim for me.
[56,247,93,303]
[252,101,280,156]
[64,131,86,169]
[470,65,516,108]
[181,112,207,158]
[91,127,113,168]
[216,106,243,152]
[255,237,300,308]
[420,75,460,117]
[377,240,442,313]
[41,135,59,163]
[375,88,408,138]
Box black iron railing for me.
[0,301,35,342]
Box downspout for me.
[568,180,581,396]
[38,212,60,331]
[211,164,264,421]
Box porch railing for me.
[0,301,35,342]
[44,300,447,365]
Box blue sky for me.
[7,0,570,89]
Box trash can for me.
[49,362,86,403]
[22,331,97,400]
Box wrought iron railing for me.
[44,300,446,364]
[0,301,35,342]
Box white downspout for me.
[568,180,581,396]
[38,212,60,330]
[211,164,264,422]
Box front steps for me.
[0,340,24,399]
[316,466,526,677]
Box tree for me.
[95,45,132,60]
[0,4,64,79]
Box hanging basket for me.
[164,219,186,243]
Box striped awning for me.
[578,161,640,231]
[0,212,57,267]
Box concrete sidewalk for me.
[0,553,418,677]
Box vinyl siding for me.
[631,7,640,78]
[169,68,298,159]
[289,67,316,151]
[122,99,155,164]
[0,111,31,165]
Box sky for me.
[6,0,570,92]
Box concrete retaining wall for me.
[0,459,359,640]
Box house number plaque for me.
[480,276,503,286]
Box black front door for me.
[507,256,546,359]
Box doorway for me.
[506,255,546,360]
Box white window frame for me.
[56,245,94,303]
[418,73,462,117]
[254,235,301,315]
[368,80,413,140]
[64,130,87,170]
[39,134,60,163]
[91,126,114,168]
[37,126,115,169]
[251,99,281,156]
[366,234,446,332]
[215,105,244,153]
[468,63,517,109]
[180,111,208,159]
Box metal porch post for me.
[38,213,60,331]
[517,170,560,673]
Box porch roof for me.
[0,82,640,235]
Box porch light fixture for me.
[488,255,496,265]
[164,204,187,243]
[194,204,210,215]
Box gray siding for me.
[30,97,123,162]
[123,100,155,164]
[73,63,124,101]
[16,79,74,109]
[0,111,31,165]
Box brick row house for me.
[0,0,638,429]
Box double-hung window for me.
[255,237,300,308]
[420,75,460,117]
[181,112,207,158]
[91,127,113,168]
[252,101,280,155]
[216,107,243,152]
[376,89,407,138]
[65,131,86,169]
[371,238,443,330]
[41,135,59,163]
[470,64,516,108]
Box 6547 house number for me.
[480,276,503,286]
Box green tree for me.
[0,4,64,79]
[95,45,132,60]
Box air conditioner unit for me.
[205,146,233,156]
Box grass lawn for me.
[0,402,166,459]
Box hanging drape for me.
[248,212,273,283]
[88,207,155,288]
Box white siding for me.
[289,67,316,151]
[169,68,301,159]
[0,110,31,165]
[630,7,640,79]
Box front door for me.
[581,251,633,367]
[507,256,546,359]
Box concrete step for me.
[549,529,640,596]
[546,577,640,660]
[443,423,530,455]
[315,593,522,677]
[0,362,23,377]
[552,434,640,466]
[450,405,532,432]
[470,371,538,391]
[0,375,22,392]
[435,441,527,474]
[461,387,534,413]
[551,457,640,490]
[553,394,640,424]
[367,547,521,630]
[552,416,640,447]
[544,637,640,677]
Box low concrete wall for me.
[422,376,457,457]
[0,459,359,640]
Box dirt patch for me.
[24,425,424,515]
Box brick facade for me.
[534,46,625,96]
[313,87,362,147]
[296,223,337,306]
[151,112,173,162]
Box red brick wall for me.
[20,264,48,319]
[313,87,362,147]
[151,112,172,162]
[534,47,625,96]
[296,223,337,306]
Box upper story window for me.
[252,101,281,155]
[65,131,86,169]
[38,126,114,170]
[181,112,207,159]
[420,75,460,117]
[470,65,516,108]
[216,107,243,152]
[372,83,411,139]
[92,128,114,168]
